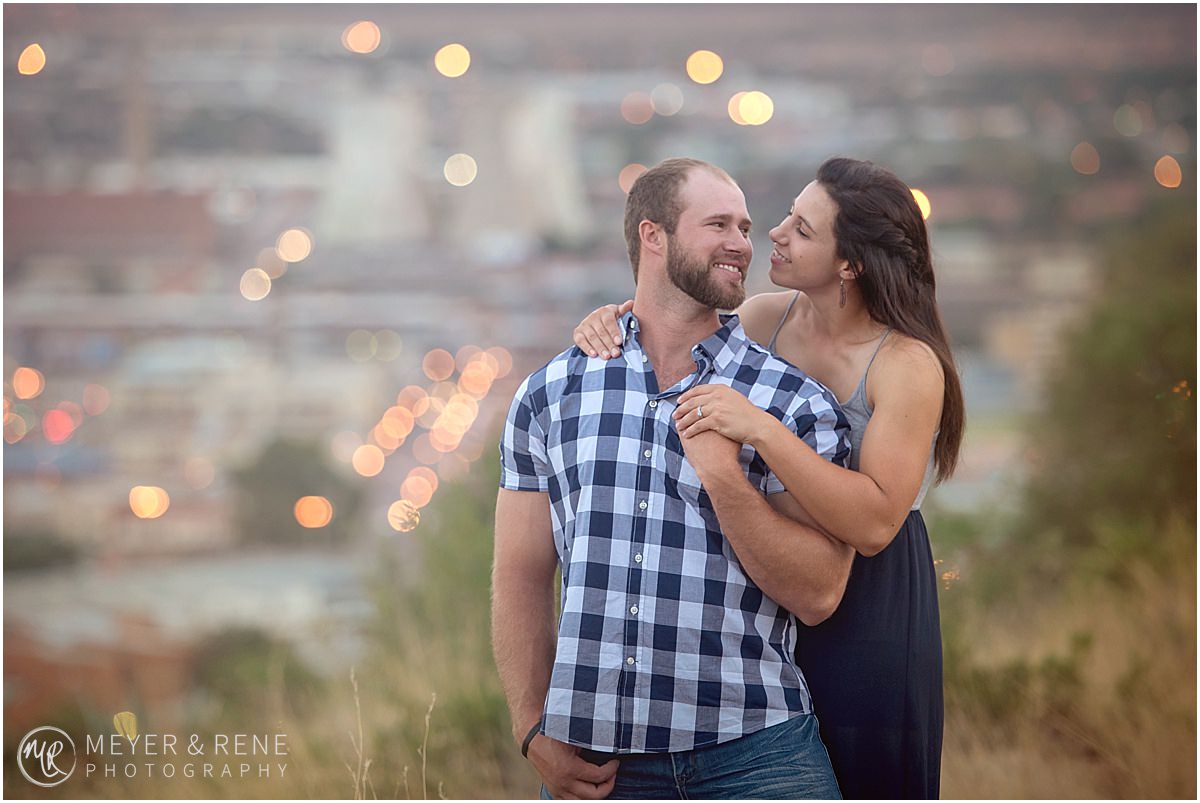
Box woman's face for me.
[768,180,844,291]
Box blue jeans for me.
[539,714,842,799]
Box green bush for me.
[1021,202,1196,575]
[3,528,81,572]
[191,626,325,721]
[229,438,364,547]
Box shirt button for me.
[634,553,643,563]
[642,354,648,363]
[626,656,635,665]
[630,605,638,615]
[648,400,657,409]
[639,500,647,510]
[643,449,652,459]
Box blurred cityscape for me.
[3,4,1194,742]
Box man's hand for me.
[528,734,619,800]
[678,427,742,487]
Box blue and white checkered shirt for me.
[499,312,850,754]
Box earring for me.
[839,278,847,309]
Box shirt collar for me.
[618,311,750,377]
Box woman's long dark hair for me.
[817,156,965,482]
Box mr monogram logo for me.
[17,726,77,788]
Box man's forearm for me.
[491,565,558,741]
[702,472,853,624]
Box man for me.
[492,158,854,799]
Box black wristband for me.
[520,720,541,759]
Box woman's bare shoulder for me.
[881,333,942,372]
[871,332,945,401]
[737,290,801,345]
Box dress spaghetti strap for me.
[861,328,892,384]
[766,291,802,351]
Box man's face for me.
[663,170,752,310]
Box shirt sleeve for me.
[764,382,852,495]
[498,374,551,492]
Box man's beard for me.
[665,237,746,310]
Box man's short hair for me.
[623,158,735,281]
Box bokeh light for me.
[437,396,479,443]
[1113,104,1143,137]
[430,426,461,453]
[476,349,501,375]
[409,466,440,495]
[1154,155,1182,188]
[351,444,386,477]
[276,228,313,262]
[380,406,416,439]
[422,348,456,381]
[42,409,75,444]
[346,329,377,361]
[429,380,458,403]
[458,365,494,398]
[401,468,437,508]
[371,422,401,452]
[18,44,46,76]
[387,499,421,532]
[455,345,483,372]
[686,50,723,84]
[434,43,471,77]
[727,92,748,125]
[130,486,170,519]
[1070,141,1101,175]
[4,413,28,444]
[375,330,403,361]
[397,385,432,417]
[910,188,932,220]
[651,83,684,116]
[444,153,478,187]
[620,92,654,125]
[294,496,334,528]
[737,91,774,126]
[82,383,110,416]
[342,21,381,54]
[184,456,216,490]
[619,163,648,194]
[485,346,513,377]
[240,268,272,301]
[446,392,479,419]
[13,367,45,400]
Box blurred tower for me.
[316,89,431,244]
[445,86,591,258]
[504,88,591,245]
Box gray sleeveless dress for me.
[767,292,943,799]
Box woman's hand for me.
[573,300,634,359]
[675,384,776,446]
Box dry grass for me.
[942,555,1196,799]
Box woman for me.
[571,156,964,799]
